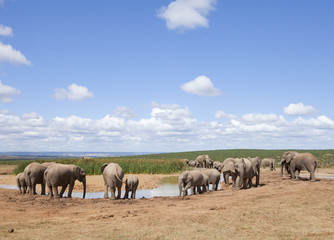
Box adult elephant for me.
[224,158,254,190]
[281,151,317,181]
[178,170,204,196]
[220,158,237,186]
[24,162,55,195]
[44,163,86,199]
[261,158,276,171]
[101,163,124,199]
[195,154,210,168]
[248,157,261,187]
[197,168,221,191]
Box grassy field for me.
[2,149,334,175]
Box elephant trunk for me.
[281,161,284,177]
[82,176,86,199]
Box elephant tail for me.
[115,173,125,183]
[314,161,318,172]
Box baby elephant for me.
[124,175,139,199]
[16,172,28,194]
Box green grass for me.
[4,149,334,175]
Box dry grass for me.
[0,168,334,240]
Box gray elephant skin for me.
[16,172,28,194]
[197,168,221,191]
[101,163,124,199]
[195,154,211,168]
[220,158,236,186]
[261,158,276,171]
[124,175,139,199]
[44,163,86,199]
[248,157,261,187]
[281,151,317,181]
[178,170,205,196]
[24,162,55,195]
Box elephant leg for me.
[248,178,253,188]
[67,183,74,198]
[53,185,59,198]
[116,185,121,199]
[104,184,109,199]
[41,182,46,195]
[310,171,316,182]
[59,185,68,198]
[124,189,129,199]
[32,183,37,195]
[131,190,136,199]
[110,187,116,199]
[47,184,53,198]
[295,170,301,181]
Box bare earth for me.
[1,166,334,240]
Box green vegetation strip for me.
[3,149,334,175]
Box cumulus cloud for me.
[0,42,31,66]
[181,75,221,96]
[0,103,334,151]
[52,83,94,101]
[283,103,317,116]
[0,80,20,103]
[157,0,216,31]
[0,24,13,37]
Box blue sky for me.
[0,0,333,152]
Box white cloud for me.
[52,83,94,101]
[112,106,136,118]
[181,75,221,96]
[283,102,317,116]
[0,104,334,151]
[0,25,13,37]
[0,80,20,103]
[157,0,216,31]
[215,110,237,119]
[0,42,31,66]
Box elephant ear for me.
[101,163,108,174]
[73,166,85,182]
[286,152,296,163]
[186,173,193,183]
[222,162,235,173]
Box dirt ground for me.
[1,166,334,240]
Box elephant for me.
[261,158,276,171]
[195,154,210,168]
[188,160,196,167]
[178,170,204,196]
[16,172,28,194]
[101,163,124,199]
[197,168,221,191]
[24,162,55,195]
[233,158,255,190]
[248,157,261,187]
[44,163,86,199]
[281,151,317,181]
[206,158,214,168]
[220,158,237,186]
[124,175,139,199]
[201,172,209,193]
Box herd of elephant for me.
[15,151,318,199]
[16,162,139,200]
[179,151,318,196]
